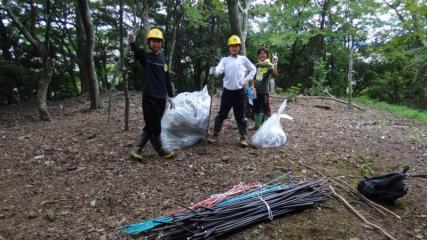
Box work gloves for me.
[272,53,278,65]
[251,87,257,99]
[209,67,216,76]
[167,97,175,110]
[127,28,140,44]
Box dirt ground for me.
[0,92,426,240]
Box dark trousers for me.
[214,88,246,133]
[253,93,271,117]
[142,94,166,138]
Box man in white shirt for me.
[208,35,256,147]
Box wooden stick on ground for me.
[329,185,396,240]
[324,90,365,111]
[335,178,401,220]
[295,94,365,111]
[297,162,400,219]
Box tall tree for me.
[0,14,13,61]
[238,0,248,56]
[75,0,101,109]
[227,0,245,55]
[119,0,129,130]
[2,0,54,120]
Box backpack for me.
[357,166,409,203]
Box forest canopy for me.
[1,0,426,112]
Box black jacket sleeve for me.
[166,73,174,97]
[130,43,146,63]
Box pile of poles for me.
[122,174,329,239]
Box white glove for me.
[272,52,278,65]
[251,87,257,99]
[209,67,216,76]
[127,28,140,44]
[167,98,175,110]
[127,32,136,43]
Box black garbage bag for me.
[357,166,409,202]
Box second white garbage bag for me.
[251,99,293,148]
[161,86,211,151]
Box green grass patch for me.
[353,96,427,124]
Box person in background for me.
[128,28,175,160]
[250,48,278,130]
[208,35,256,147]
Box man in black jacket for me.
[128,28,175,160]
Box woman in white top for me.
[208,35,256,147]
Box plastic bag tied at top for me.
[161,86,211,151]
[251,99,293,148]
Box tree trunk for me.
[0,16,13,60]
[135,0,150,50]
[347,47,353,109]
[227,0,244,55]
[318,0,329,58]
[3,0,53,120]
[194,59,202,90]
[29,0,37,36]
[174,44,184,91]
[285,39,299,89]
[38,59,53,120]
[238,0,248,56]
[119,0,129,131]
[168,16,180,76]
[75,0,101,109]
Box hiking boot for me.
[129,146,144,161]
[237,122,249,148]
[254,114,262,130]
[129,131,150,161]
[151,135,175,159]
[262,115,270,123]
[207,133,219,144]
[239,135,249,148]
[158,149,175,159]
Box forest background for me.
[0,0,426,121]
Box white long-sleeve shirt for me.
[213,55,256,90]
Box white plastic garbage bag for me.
[251,99,293,148]
[161,86,211,151]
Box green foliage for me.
[0,60,38,104]
[306,58,330,96]
[183,1,208,28]
[360,163,373,176]
[277,83,302,102]
[354,95,427,124]
[0,0,425,111]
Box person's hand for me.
[251,87,257,99]
[272,52,278,65]
[127,32,136,43]
[127,28,140,44]
[209,67,216,76]
[167,98,175,110]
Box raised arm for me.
[128,30,146,63]
[272,53,278,76]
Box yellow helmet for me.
[146,28,164,41]
[227,35,241,46]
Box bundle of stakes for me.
[122,174,329,239]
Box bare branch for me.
[2,1,42,53]
[329,185,396,240]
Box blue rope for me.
[122,216,173,235]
